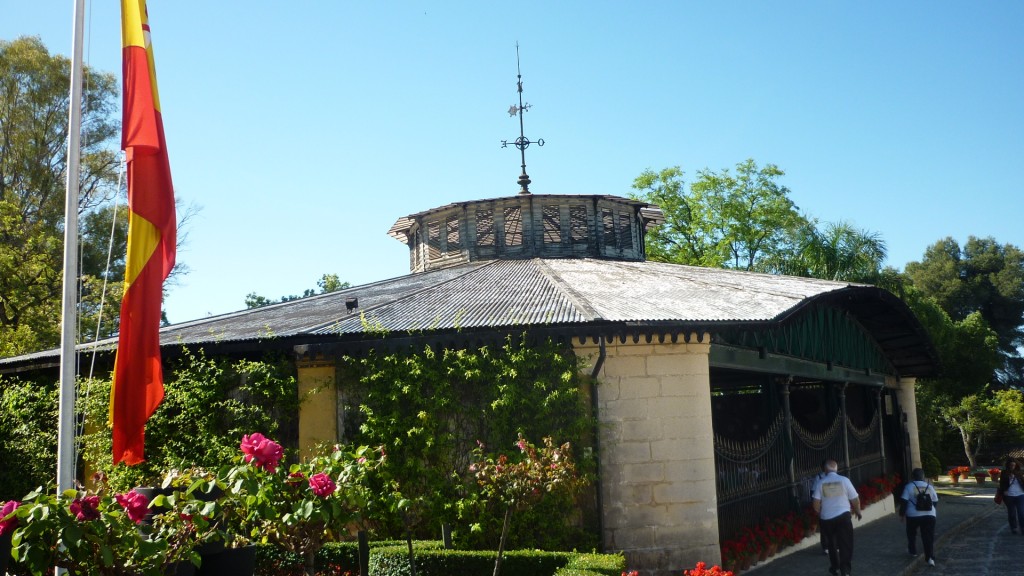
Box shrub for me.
[368,545,578,576]
[921,451,942,479]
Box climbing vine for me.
[340,334,597,549]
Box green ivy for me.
[78,348,301,492]
[341,335,597,549]
[0,377,58,501]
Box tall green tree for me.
[905,236,1024,386]
[0,36,120,356]
[765,220,887,283]
[632,159,810,270]
[245,273,350,309]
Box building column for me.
[576,334,718,576]
[296,355,337,458]
[896,377,921,469]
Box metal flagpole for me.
[57,0,86,497]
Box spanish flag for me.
[111,0,176,465]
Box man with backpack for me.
[899,467,939,567]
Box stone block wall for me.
[576,335,720,576]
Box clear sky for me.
[4,1,1023,325]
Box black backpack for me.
[914,483,933,511]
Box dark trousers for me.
[821,512,854,575]
[905,515,936,559]
[1005,494,1024,531]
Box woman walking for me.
[996,459,1024,534]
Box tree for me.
[940,394,998,469]
[905,237,1024,387]
[0,37,134,356]
[765,220,887,283]
[245,273,350,309]
[632,159,810,270]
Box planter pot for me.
[166,560,198,576]
[961,472,970,480]
[196,544,256,576]
[974,474,987,484]
[1,530,11,575]
[134,486,174,524]
[991,472,1001,482]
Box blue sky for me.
[5,1,1023,324]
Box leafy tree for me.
[881,269,1001,464]
[765,220,887,283]
[245,273,350,309]
[632,159,810,270]
[905,236,1024,386]
[0,36,121,356]
[940,394,997,469]
[987,388,1024,451]
[1,36,196,355]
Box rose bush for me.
[470,434,586,576]
[220,434,380,576]
[9,479,208,576]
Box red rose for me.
[115,491,150,524]
[69,495,101,521]
[240,432,284,473]
[0,500,21,536]
[309,473,337,498]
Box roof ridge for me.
[533,259,603,321]
[300,261,499,334]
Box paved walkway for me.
[742,479,1006,576]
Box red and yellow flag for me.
[111,0,176,465]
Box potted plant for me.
[973,470,988,484]
[948,469,960,486]
[683,561,735,576]
[989,467,1001,482]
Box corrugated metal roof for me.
[0,258,937,376]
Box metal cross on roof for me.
[501,43,544,195]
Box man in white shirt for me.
[812,459,862,576]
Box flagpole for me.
[57,0,86,495]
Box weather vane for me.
[501,42,544,195]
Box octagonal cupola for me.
[386,47,664,273]
[388,195,664,273]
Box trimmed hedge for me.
[368,545,624,576]
[554,553,626,576]
[255,540,447,575]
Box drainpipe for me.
[840,382,851,473]
[876,389,886,475]
[589,336,606,551]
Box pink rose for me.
[69,495,101,521]
[0,500,21,536]
[309,473,337,498]
[240,433,284,473]
[115,491,150,524]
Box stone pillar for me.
[576,334,718,576]
[296,356,337,458]
[896,377,921,469]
